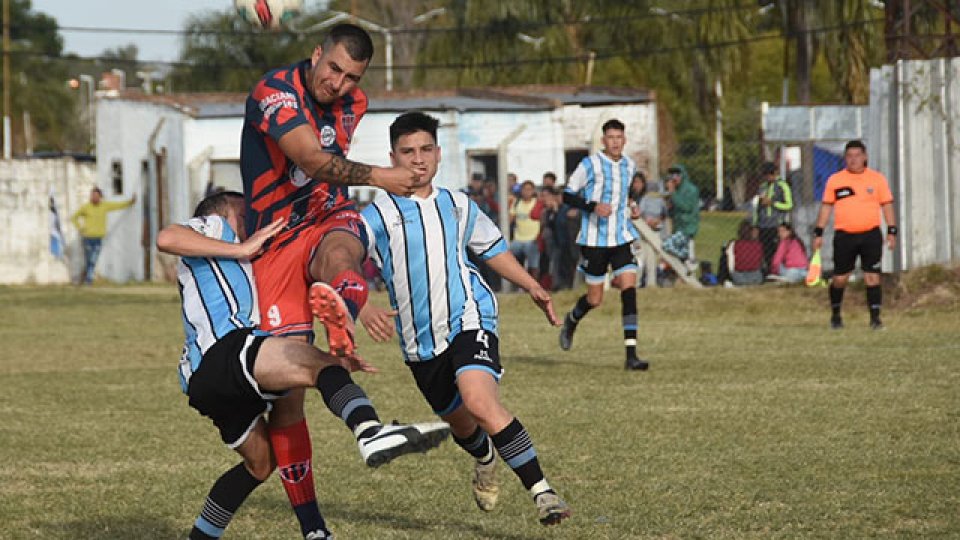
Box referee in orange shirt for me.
[813,140,897,330]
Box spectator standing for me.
[664,164,700,261]
[629,172,668,287]
[541,171,557,191]
[752,161,794,273]
[71,187,136,285]
[509,180,543,280]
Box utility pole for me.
[3,0,11,158]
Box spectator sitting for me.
[769,222,809,283]
[725,220,764,286]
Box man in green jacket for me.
[71,187,136,284]
[665,164,700,260]
[752,162,793,273]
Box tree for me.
[171,9,309,92]
[1,0,82,152]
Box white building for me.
[95,86,656,282]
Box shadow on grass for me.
[34,516,182,539]
[253,498,532,540]
[508,354,621,370]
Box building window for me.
[111,160,123,194]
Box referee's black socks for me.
[829,285,845,317]
[866,285,882,321]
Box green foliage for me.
[170,10,314,92]
[2,0,82,152]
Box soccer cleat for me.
[870,318,884,330]
[625,355,650,371]
[309,282,356,357]
[358,421,450,468]
[535,491,572,526]
[559,313,576,351]
[471,459,500,511]
[830,315,844,330]
[305,529,334,540]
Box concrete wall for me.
[96,99,188,281]
[562,102,658,176]
[0,159,96,284]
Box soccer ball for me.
[235,0,303,30]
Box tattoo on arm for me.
[311,155,373,186]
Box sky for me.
[32,0,236,62]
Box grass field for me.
[2,279,959,539]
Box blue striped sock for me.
[491,418,550,495]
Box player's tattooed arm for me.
[310,155,373,186]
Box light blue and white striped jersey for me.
[565,152,640,247]
[361,187,507,362]
[177,216,260,393]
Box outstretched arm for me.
[157,218,284,259]
[484,251,560,326]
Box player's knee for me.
[245,453,276,481]
[461,393,507,427]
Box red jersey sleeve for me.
[248,77,309,142]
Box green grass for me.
[696,211,748,265]
[1,283,959,539]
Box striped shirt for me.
[241,59,367,237]
[177,216,260,393]
[565,152,639,247]
[361,187,507,362]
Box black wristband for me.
[887,226,898,235]
[814,227,824,237]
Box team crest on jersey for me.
[279,461,311,483]
[320,125,337,147]
[451,207,463,222]
[288,164,312,187]
[341,114,357,138]
[867,187,874,194]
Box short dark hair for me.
[323,23,374,62]
[542,171,557,182]
[602,119,625,133]
[761,162,777,175]
[193,190,243,218]
[389,111,439,149]
[91,187,103,195]
[845,140,867,153]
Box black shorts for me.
[187,328,280,448]
[579,243,637,284]
[407,330,503,416]
[833,227,883,275]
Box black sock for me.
[569,295,593,325]
[316,365,379,437]
[189,463,263,540]
[491,417,551,497]
[866,285,882,321]
[453,426,495,464]
[621,288,638,358]
[829,286,845,318]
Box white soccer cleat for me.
[358,422,451,468]
[304,529,334,540]
[535,491,572,526]
[472,458,500,511]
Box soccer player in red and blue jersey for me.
[241,24,446,540]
